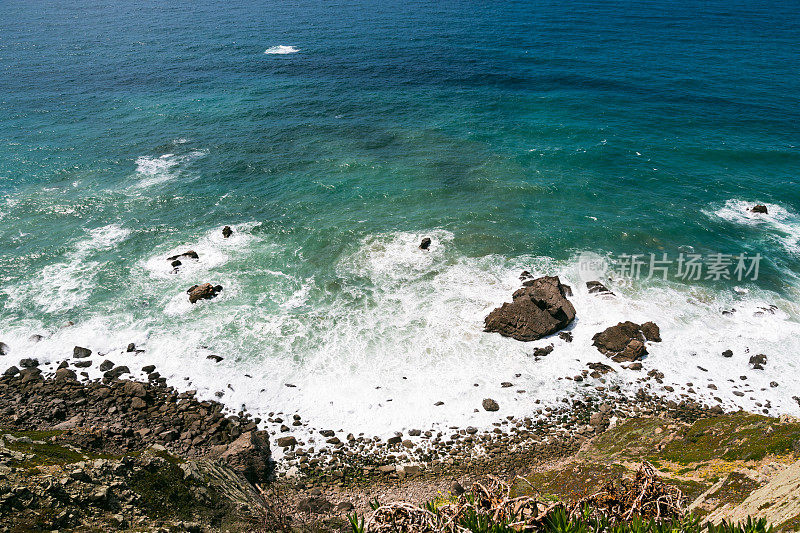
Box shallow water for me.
[1,0,799,436]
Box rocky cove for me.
[0,268,797,530]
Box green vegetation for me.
[347,503,774,533]
[659,414,800,464]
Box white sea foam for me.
[4,229,800,446]
[132,150,207,188]
[264,45,299,55]
[708,199,800,254]
[3,224,131,313]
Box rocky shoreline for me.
[0,353,738,531]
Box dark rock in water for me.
[219,430,271,482]
[298,496,333,514]
[222,225,233,238]
[749,353,767,370]
[73,346,92,359]
[722,349,733,358]
[592,321,660,362]
[74,360,92,368]
[484,276,576,341]
[586,281,613,295]
[126,343,136,352]
[519,270,532,281]
[187,283,222,304]
[276,436,297,447]
[558,331,573,343]
[28,334,45,343]
[751,204,768,214]
[626,362,643,371]
[19,358,39,368]
[171,260,181,268]
[419,237,432,250]
[641,321,661,342]
[533,344,554,358]
[104,365,130,380]
[588,362,615,378]
[4,366,19,376]
[0,342,8,356]
[207,355,223,363]
[142,365,156,373]
[168,250,199,261]
[482,398,499,411]
[99,360,114,372]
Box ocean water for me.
[1,0,800,437]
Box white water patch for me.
[3,224,131,313]
[132,150,207,188]
[264,45,299,55]
[119,232,800,439]
[4,230,800,443]
[707,199,800,254]
[140,222,262,281]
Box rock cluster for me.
[592,321,661,362]
[484,275,576,341]
[0,366,269,482]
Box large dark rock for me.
[219,430,271,482]
[222,226,233,238]
[586,281,613,295]
[419,237,432,250]
[592,321,661,362]
[187,283,222,304]
[751,205,768,214]
[749,353,767,370]
[168,250,199,261]
[484,276,576,341]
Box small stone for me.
[450,481,465,495]
[482,398,499,412]
[277,436,297,447]
[722,349,733,358]
[126,343,136,352]
[73,346,92,358]
[419,237,432,250]
[222,226,233,238]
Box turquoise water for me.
[1,0,800,434]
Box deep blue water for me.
[1,0,799,431]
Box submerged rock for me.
[750,204,768,214]
[187,283,223,304]
[592,321,661,362]
[484,276,576,341]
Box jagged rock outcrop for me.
[592,321,661,362]
[484,276,576,341]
